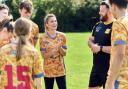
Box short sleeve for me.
[92,22,100,36]
[32,52,43,78]
[32,23,39,39]
[92,25,96,36]
[0,51,2,70]
[112,22,127,46]
[60,33,67,50]
[39,35,46,53]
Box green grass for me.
[36,33,93,89]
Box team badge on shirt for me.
[105,29,111,34]
[96,27,102,32]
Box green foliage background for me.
[1,0,103,32]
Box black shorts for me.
[89,72,107,88]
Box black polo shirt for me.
[92,21,113,73]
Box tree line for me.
[4,0,102,32]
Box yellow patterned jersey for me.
[40,31,67,77]
[29,21,39,47]
[0,41,43,89]
[0,32,14,48]
[110,16,128,89]
[0,39,10,48]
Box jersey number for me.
[4,65,31,89]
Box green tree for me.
[4,0,102,32]
[33,4,46,32]
[5,0,20,20]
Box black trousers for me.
[44,76,66,89]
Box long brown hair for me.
[15,18,31,61]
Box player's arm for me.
[33,52,44,89]
[88,36,94,48]
[88,35,102,54]
[59,34,67,56]
[88,32,111,54]
[90,44,111,54]
[33,25,39,47]
[105,22,127,89]
[88,36,100,54]
[39,36,55,59]
[31,24,39,47]
[105,44,125,89]
[59,46,67,56]
[0,51,2,82]
[100,46,111,54]
[40,49,55,59]
[88,23,98,48]
[34,78,43,89]
[88,26,111,54]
